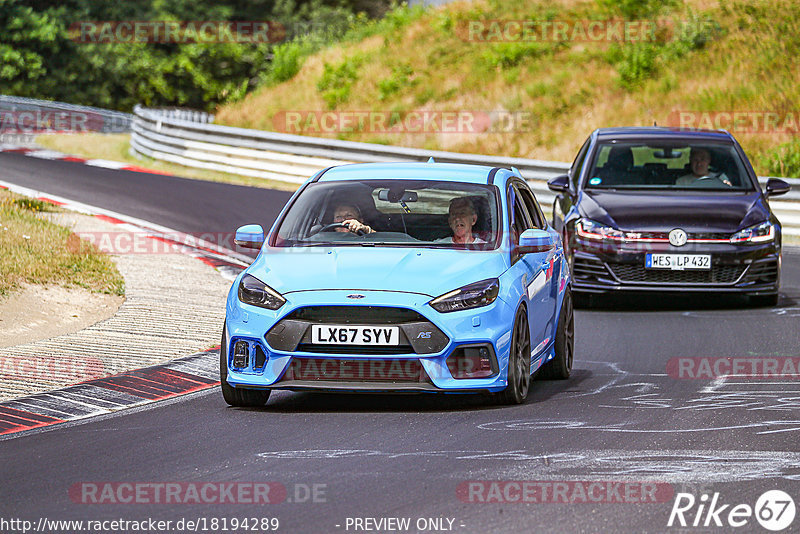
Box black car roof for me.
[593,126,735,143]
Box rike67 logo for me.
[668,490,796,531]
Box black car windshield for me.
[273,179,499,248]
[585,142,754,190]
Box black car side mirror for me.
[547,174,570,193]
[765,178,791,198]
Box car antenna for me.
[427,156,435,163]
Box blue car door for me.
[508,184,554,366]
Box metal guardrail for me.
[0,95,133,134]
[131,105,800,235]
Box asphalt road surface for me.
[2,153,800,533]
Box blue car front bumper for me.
[224,288,519,393]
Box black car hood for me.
[578,190,769,233]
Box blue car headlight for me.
[730,221,775,244]
[238,274,286,310]
[429,278,499,313]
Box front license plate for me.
[311,325,400,345]
[645,253,711,270]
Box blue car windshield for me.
[585,142,755,190]
[274,179,500,249]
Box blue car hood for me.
[249,247,510,298]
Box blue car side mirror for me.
[518,228,554,254]
[234,224,265,249]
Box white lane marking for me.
[256,448,800,482]
[85,159,128,169]
[476,419,800,435]
[24,149,68,160]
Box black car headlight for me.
[576,219,625,241]
[429,278,499,313]
[730,221,775,244]
[238,274,286,310]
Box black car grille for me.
[573,256,610,280]
[608,263,746,285]
[742,259,779,285]
[632,231,731,241]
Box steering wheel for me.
[308,222,365,236]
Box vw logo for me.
[669,228,688,247]
[346,294,365,299]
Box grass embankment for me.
[34,133,300,192]
[215,0,800,177]
[0,190,124,298]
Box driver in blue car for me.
[676,147,732,187]
[333,203,374,234]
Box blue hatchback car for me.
[221,162,573,406]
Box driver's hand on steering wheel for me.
[341,219,374,234]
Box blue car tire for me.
[538,288,574,380]
[496,307,531,405]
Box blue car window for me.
[274,180,500,249]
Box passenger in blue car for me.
[436,197,486,244]
[333,203,374,234]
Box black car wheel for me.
[538,288,574,380]
[496,307,531,405]
[220,326,271,407]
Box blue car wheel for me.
[496,307,531,405]
[539,288,574,380]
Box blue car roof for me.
[316,162,506,184]
[593,126,735,142]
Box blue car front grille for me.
[266,306,449,355]
[284,305,427,324]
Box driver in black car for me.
[333,203,374,234]
[676,147,732,187]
